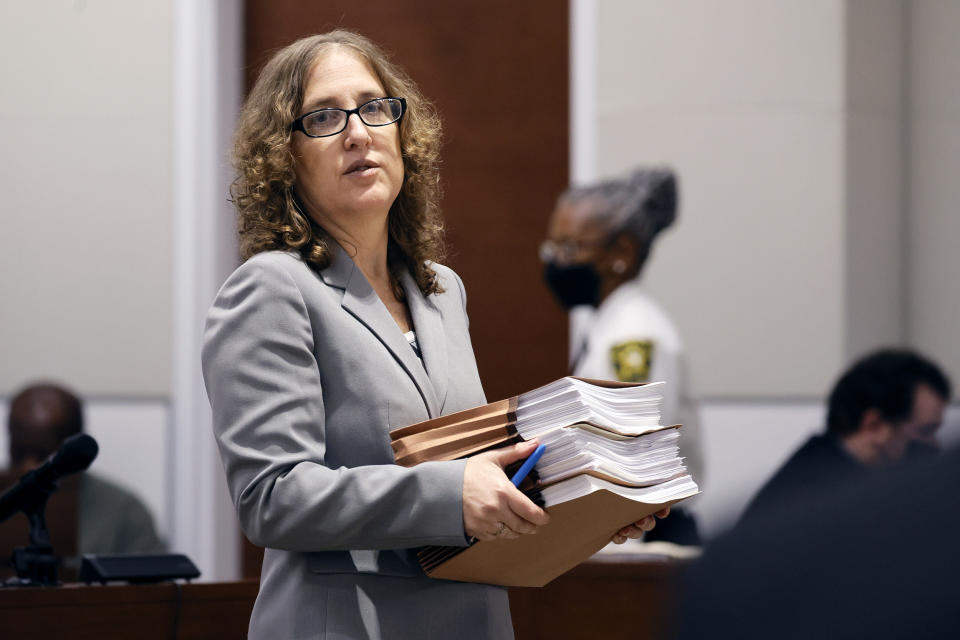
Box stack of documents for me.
[535,425,686,486]
[390,377,699,587]
[391,378,667,466]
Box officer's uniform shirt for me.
[569,276,704,489]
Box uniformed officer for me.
[541,167,704,544]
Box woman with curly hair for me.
[201,31,547,639]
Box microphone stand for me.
[1,434,98,587]
[6,474,59,587]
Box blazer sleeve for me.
[201,256,470,552]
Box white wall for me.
[594,0,848,397]
[590,0,959,394]
[0,0,174,550]
[0,0,172,396]
[169,0,243,582]
[907,0,960,387]
[844,0,906,358]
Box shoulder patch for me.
[610,340,655,382]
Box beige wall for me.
[908,0,960,388]
[595,0,847,397]
[594,0,958,398]
[844,0,905,361]
[0,0,172,396]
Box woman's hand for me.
[463,440,551,541]
[611,507,671,544]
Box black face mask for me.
[543,262,601,309]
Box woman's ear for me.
[606,233,639,276]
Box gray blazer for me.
[202,247,513,639]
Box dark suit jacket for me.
[739,433,863,524]
[675,445,960,640]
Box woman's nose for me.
[342,113,372,148]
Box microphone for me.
[0,433,99,523]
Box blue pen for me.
[510,444,546,487]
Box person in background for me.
[541,167,703,545]
[675,439,960,640]
[739,348,950,524]
[6,382,164,555]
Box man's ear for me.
[859,408,896,446]
[860,408,884,431]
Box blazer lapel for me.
[401,269,449,412]
[321,244,441,419]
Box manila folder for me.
[426,489,684,588]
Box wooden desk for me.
[509,557,689,640]
[0,558,685,639]
[0,580,258,639]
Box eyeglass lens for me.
[540,238,609,264]
[301,98,403,137]
[540,241,578,264]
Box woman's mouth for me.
[345,160,379,176]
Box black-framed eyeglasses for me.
[291,97,406,138]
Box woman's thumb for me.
[493,439,539,468]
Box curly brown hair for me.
[231,30,446,295]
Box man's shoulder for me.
[741,434,861,523]
[79,473,164,554]
[81,472,150,513]
[787,434,852,466]
[770,435,857,485]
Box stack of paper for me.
[514,378,664,437]
[534,425,686,486]
[389,377,699,587]
[391,378,667,467]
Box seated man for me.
[677,444,960,640]
[740,348,950,524]
[6,382,164,554]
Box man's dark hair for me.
[7,383,84,467]
[826,349,951,437]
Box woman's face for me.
[292,47,404,233]
[545,201,611,266]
